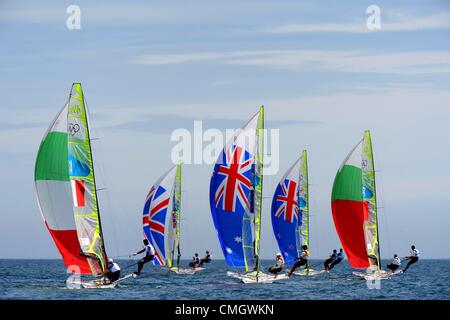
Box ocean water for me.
[1,259,448,300]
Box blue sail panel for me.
[142,185,170,266]
[271,178,300,266]
[209,145,254,267]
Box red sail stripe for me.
[149,221,165,235]
[75,180,85,207]
[150,198,170,217]
[331,200,370,268]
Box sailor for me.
[189,253,200,268]
[403,245,420,273]
[268,253,285,276]
[104,258,121,282]
[199,250,211,267]
[324,249,338,272]
[387,254,401,272]
[329,248,345,270]
[133,238,155,276]
[287,245,310,277]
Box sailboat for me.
[142,162,201,275]
[34,83,132,289]
[271,150,322,277]
[331,130,392,280]
[209,106,285,283]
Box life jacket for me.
[146,244,155,256]
[301,250,310,260]
[108,262,120,273]
[275,256,284,267]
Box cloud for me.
[136,49,450,75]
[264,11,450,34]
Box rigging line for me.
[85,105,121,258]
[377,171,393,257]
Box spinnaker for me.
[210,106,284,283]
[271,150,309,267]
[142,162,197,273]
[209,107,263,270]
[35,83,110,281]
[331,130,381,272]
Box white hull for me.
[352,269,401,281]
[67,273,134,289]
[292,268,325,277]
[227,271,288,284]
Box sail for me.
[362,131,380,268]
[298,150,309,253]
[35,103,92,274]
[271,151,308,266]
[253,106,264,271]
[209,106,264,271]
[142,165,178,266]
[67,83,107,274]
[331,131,379,269]
[169,162,182,268]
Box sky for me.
[1,1,449,260]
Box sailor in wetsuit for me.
[329,248,345,270]
[199,251,211,267]
[104,258,121,282]
[287,245,310,277]
[268,253,285,276]
[324,249,337,272]
[133,238,155,276]
[189,253,200,268]
[387,254,401,272]
[403,245,420,273]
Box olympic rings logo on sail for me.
[68,123,80,136]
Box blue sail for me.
[271,178,300,266]
[209,109,262,270]
[142,165,177,266]
[209,145,254,267]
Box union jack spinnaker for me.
[142,163,182,268]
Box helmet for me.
[276,253,282,257]
[108,258,113,263]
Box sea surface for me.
[1,259,448,300]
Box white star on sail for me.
[226,247,233,254]
[234,236,242,243]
